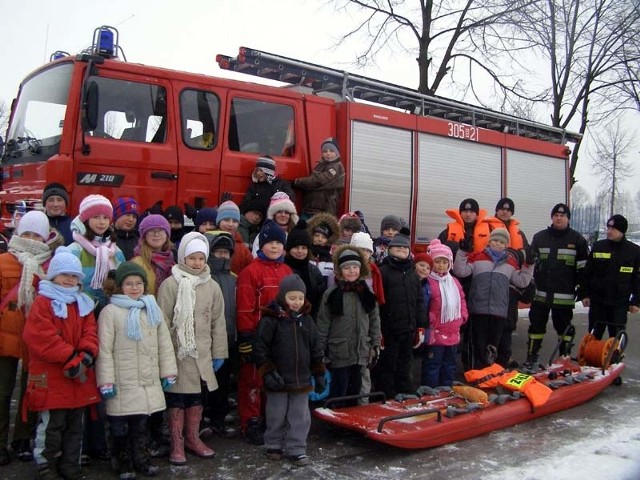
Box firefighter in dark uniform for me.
[525,203,589,368]
[580,214,640,339]
[485,197,531,367]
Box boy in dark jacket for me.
[204,231,238,438]
[240,155,295,219]
[112,196,140,260]
[375,231,426,398]
[253,274,325,467]
[284,221,327,319]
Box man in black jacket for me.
[580,214,640,339]
[525,203,589,368]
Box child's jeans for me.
[422,345,458,388]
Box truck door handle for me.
[151,172,177,180]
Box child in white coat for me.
[156,232,228,465]
[97,262,177,478]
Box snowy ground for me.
[4,309,640,479]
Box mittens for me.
[161,375,177,391]
[263,370,285,391]
[99,383,117,400]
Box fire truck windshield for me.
[4,63,73,164]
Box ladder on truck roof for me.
[216,47,581,145]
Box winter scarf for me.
[109,294,163,341]
[327,279,377,316]
[257,251,285,263]
[133,244,175,291]
[386,255,413,272]
[8,235,51,314]
[285,256,311,289]
[486,247,507,264]
[208,256,232,274]
[38,280,94,319]
[171,263,211,360]
[311,244,332,262]
[429,271,461,324]
[72,231,118,289]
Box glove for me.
[161,375,177,391]
[212,359,225,372]
[63,354,87,382]
[263,370,285,391]
[506,248,525,267]
[219,191,233,203]
[184,203,198,220]
[367,345,381,369]
[238,341,253,364]
[63,355,82,379]
[99,383,117,400]
[413,328,426,349]
[524,245,536,265]
[458,237,473,253]
[314,374,326,394]
[148,200,164,215]
[81,351,95,367]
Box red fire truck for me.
[0,26,580,245]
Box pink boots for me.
[168,408,186,466]
[184,406,215,458]
[168,406,215,464]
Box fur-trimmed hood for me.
[332,243,370,281]
[307,212,340,245]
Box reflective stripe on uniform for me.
[535,290,575,306]
[538,247,550,260]
[553,292,576,306]
[620,266,633,273]
[557,248,577,266]
[593,252,611,259]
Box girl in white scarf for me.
[68,195,125,303]
[156,232,228,465]
[421,239,468,388]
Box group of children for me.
[0,138,536,476]
[0,196,238,479]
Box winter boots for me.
[184,406,215,458]
[168,406,215,465]
[523,336,543,370]
[130,422,159,477]
[558,325,576,357]
[242,416,265,446]
[167,408,186,466]
[110,436,136,480]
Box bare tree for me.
[589,119,636,218]
[0,100,9,138]
[329,0,537,100]
[329,1,639,192]
[500,1,640,186]
[570,184,592,207]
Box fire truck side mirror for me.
[82,81,100,131]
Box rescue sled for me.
[313,357,624,450]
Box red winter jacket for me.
[236,258,292,335]
[23,296,100,411]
